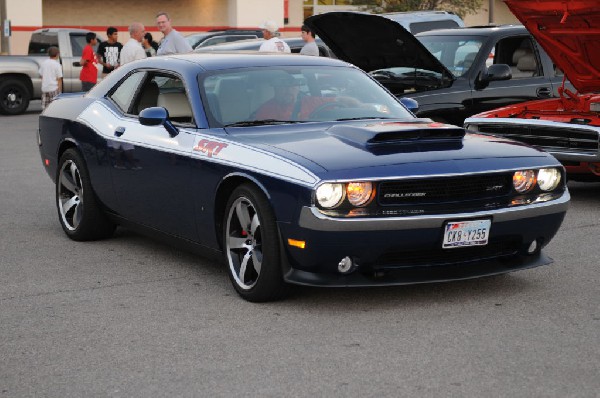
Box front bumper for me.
[279,190,569,286]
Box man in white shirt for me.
[258,20,291,53]
[120,22,147,65]
[38,46,63,109]
[156,12,193,55]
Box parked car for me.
[305,12,572,125]
[194,37,335,58]
[185,29,263,49]
[0,28,103,115]
[382,10,465,34]
[464,0,600,181]
[38,52,568,301]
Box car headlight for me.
[537,168,561,191]
[316,183,344,208]
[346,182,374,207]
[513,170,536,193]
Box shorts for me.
[41,89,60,109]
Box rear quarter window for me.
[409,20,460,34]
[28,33,59,55]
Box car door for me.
[469,35,554,116]
[103,71,198,240]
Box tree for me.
[363,0,483,18]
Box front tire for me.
[0,79,30,115]
[56,149,115,241]
[223,184,286,302]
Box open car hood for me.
[304,12,453,80]
[505,0,600,93]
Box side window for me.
[69,34,87,57]
[554,64,564,77]
[494,37,539,79]
[109,71,146,113]
[70,33,103,57]
[152,75,194,125]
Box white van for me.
[382,11,465,34]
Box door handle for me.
[536,87,552,98]
[73,61,81,67]
[114,127,126,137]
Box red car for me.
[464,0,600,181]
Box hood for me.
[505,0,600,93]
[228,121,549,176]
[304,12,453,80]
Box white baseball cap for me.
[260,20,279,33]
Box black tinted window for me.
[28,32,58,55]
[409,20,460,34]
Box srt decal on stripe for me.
[193,139,228,158]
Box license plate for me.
[443,219,491,249]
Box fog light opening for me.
[527,240,539,255]
[337,256,357,274]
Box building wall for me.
[463,0,518,26]
[3,0,302,54]
[3,0,42,54]
[42,0,225,28]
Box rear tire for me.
[223,184,287,302]
[56,149,115,241]
[0,79,30,115]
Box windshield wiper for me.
[224,119,305,127]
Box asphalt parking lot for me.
[1,104,599,397]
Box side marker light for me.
[288,239,306,249]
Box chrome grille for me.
[475,123,599,153]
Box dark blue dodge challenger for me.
[38,53,569,301]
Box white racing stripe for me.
[77,102,319,186]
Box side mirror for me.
[400,97,419,113]
[139,106,179,137]
[476,64,512,89]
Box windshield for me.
[418,35,485,77]
[199,66,414,127]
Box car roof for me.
[194,37,313,51]
[32,28,91,34]
[416,24,527,37]
[147,51,350,71]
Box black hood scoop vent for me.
[327,122,466,147]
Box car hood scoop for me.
[505,0,600,94]
[326,120,465,147]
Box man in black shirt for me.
[96,26,123,76]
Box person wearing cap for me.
[259,20,291,53]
